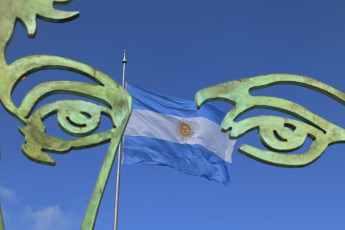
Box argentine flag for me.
[123,83,235,185]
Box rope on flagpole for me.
[114,49,127,230]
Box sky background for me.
[2,0,345,229]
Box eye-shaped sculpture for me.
[0,1,132,229]
[196,74,345,168]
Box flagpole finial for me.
[122,49,127,64]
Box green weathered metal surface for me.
[0,202,4,230]
[0,1,132,229]
[196,74,345,168]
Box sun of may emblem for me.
[176,119,196,141]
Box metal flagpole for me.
[114,50,127,230]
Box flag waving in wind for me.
[123,83,236,185]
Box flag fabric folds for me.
[123,83,236,185]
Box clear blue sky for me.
[2,0,345,229]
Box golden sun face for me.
[176,119,196,141]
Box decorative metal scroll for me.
[196,74,345,168]
[0,1,132,229]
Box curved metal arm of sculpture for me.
[195,74,345,168]
[0,1,132,229]
[0,0,79,65]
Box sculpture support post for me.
[114,50,127,230]
[0,202,4,230]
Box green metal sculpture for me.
[0,1,132,229]
[196,74,345,168]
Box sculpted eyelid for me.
[196,74,345,167]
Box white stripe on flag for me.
[124,109,235,163]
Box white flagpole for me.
[114,49,127,230]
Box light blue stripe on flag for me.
[123,83,235,185]
[128,83,225,123]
